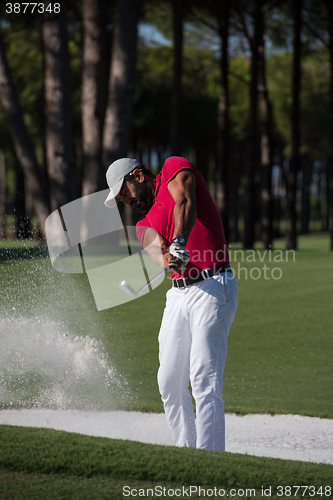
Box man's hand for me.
[142,228,187,274]
[164,252,183,273]
[141,226,192,275]
[169,241,190,264]
[168,242,190,274]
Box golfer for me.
[105,156,238,451]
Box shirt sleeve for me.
[163,157,196,184]
[136,217,150,246]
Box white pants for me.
[158,272,238,451]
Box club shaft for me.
[136,265,172,295]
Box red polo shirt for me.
[136,157,229,279]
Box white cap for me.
[104,158,141,207]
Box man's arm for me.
[164,169,197,272]
[168,169,197,242]
[142,169,197,273]
[142,227,169,269]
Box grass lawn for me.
[0,233,332,499]
[0,233,332,415]
[99,232,333,416]
[0,425,332,500]
[223,233,333,417]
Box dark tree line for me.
[0,0,332,250]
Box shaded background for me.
[0,0,332,251]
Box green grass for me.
[222,233,333,417]
[0,425,332,500]
[104,232,333,416]
[0,233,332,499]
[0,233,332,415]
[0,238,43,249]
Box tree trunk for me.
[15,160,31,239]
[170,0,184,156]
[286,0,302,250]
[102,0,141,173]
[316,164,322,231]
[326,0,333,250]
[231,153,240,243]
[215,0,230,243]
[42,11,77,211]
[301,156,311,234]
[274,154,284,238]
[81,0,108,196]
[258,18,273,249]
[0,30,49,239]
[325,157,330,232]
[0,150,5,238]
[244,0,262,249]
[196,142,208,183]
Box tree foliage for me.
[0,0,332,246]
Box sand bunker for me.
[1,409,332,465]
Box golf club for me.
[119,265,173,297]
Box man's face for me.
[116,171,154,213]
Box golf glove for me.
[169,242,190,274]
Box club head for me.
[119,280,138,297]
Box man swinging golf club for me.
[105,156,238,451]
